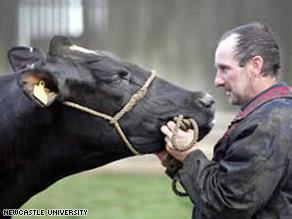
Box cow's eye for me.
[107,71,129,85]
[118,70,128,79]
[110,76,122,84]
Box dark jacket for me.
[178,83,292,219]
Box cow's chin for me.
[128,136,165,154]
[199,124,214,140]
[128,119,214,154]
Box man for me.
[157,22,292,218]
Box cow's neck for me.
[0,136,126,211]
[0,74,53,209]
[0,75,36,208]
[0,74,130,211]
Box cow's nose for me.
[198,94,215,109]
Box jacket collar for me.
[233,82,292,122]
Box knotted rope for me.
[62,70,156,155]
[171,115,199,151]
[164,115,199,197]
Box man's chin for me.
[228,96,239,105]
[230,100,241,106]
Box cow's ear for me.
[8,46,46,72]
[49,35,98,58]
[17,69,59,107]
[49,36,74,56]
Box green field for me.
[16,171,192,219]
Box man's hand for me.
[160,121,199,161]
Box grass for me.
[16,171,192,219]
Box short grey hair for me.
[219,22,281,77]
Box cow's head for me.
[8,36,215,170]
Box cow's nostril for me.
[198,94,215,108]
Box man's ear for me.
[8,46,46,72]
[17,69,59,107]
[249,55,264,76]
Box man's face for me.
[214,34,253,106]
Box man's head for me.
[214,22,280,105]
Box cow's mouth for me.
[128,134,165,154]
[164,114,215,141]
[130,114,213,145]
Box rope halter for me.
[171,115,199,151]
[62,70,156,155]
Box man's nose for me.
[214,72,225,87]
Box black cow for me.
[0,36,215,214]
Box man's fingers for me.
[166,121,176,131]
[165,144,175,152]
[160,125,173,139]
[164,137,173,148]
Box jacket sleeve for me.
[177,114,289,218]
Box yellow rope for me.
[113,122,140,155]
[62,101,113,121]
[62,70,156,155]
[62,71,199,155]
[110,71,156,124]
[171,115,199,151]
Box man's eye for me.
[221,66,228,73]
